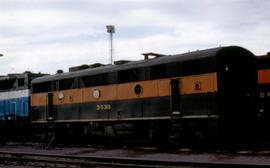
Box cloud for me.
[0,0,270,75]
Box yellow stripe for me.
[31,72,217,106]
[180,72,217,94]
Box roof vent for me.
[57,69,64,74]
[69,64,90,72]
[267,52,270,56]
[114,60,132,65]
[89,63,105,68]
[141,52,166,60]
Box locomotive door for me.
[170,79,181,137]
[9,101,16,121]
[171,79,181,114]
[47,92,54,121]
[6,101,16,134]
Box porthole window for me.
[194,81,201,90]
[134,84,142,95]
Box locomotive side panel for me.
[30,46,257,141]
[0,89,30,119]
[31,72,218,123]
[180,73,218,117]
[30,93,47,123]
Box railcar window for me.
[105,73,117,84]
[59,78,74,90]
[78,77,85,87]
[150,64,167,79]
[200,57,216,73]
[118,70,130,83]
[27,78,31,88]
[118,68,144,83]
[82,74,103,87]
[32,82,51,93]
[166,62,182,77]
[183,60,200,75]
[0,79,16,90]
[52,81,58,91]
[18,78,25,87]
[130,68,143,81]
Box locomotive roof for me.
[257,54,270,60]
[0,72,46,81]
[256,54,270,69]
[31,46,246,83]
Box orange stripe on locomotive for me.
[31,72,218,107]
[258,69,270,84]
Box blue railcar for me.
[0,94,30,122]
[0,72,46,139]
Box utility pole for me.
[106,25,115,64]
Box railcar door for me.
[9,101,16,121]
[170,79,181,137]
[171,79,181,113]
[5,101,16,136]
[47,92,53,121]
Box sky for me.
[0,0,270,75]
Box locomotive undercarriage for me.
[32,117,219,147]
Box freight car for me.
[0,72,46,140]
[30,46,257,143]
[256,53,270,139]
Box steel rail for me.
[0,151,269,168]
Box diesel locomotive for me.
[0,72,46,139]
[30,46,257,142]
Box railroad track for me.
[0,151,270,168]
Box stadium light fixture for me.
[106,25,115,64]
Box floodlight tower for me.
[106,25,115,64]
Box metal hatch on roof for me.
[89,63,105,68]
[69,64,90,72]
[114,60,133,65]
[69,63,106,72]
[141,52,166,60]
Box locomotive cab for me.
[216,47,257,139]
